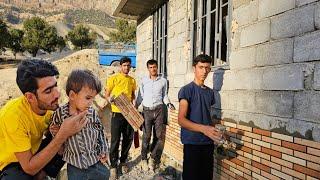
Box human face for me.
[147,64,158,77]
[35,76,60,111]
[71,86,97,112]
[193,62,211,82]
[120,62,131,75]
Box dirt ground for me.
[0,49,182,180]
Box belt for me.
[143,104,162,111]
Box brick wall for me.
[164,110,320,180]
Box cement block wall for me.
[137,0,320,142]
[134,0,320,178]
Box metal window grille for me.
[152,3,168,77]
[191,0,231,67]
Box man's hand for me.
[201,125,223,144]
[49,124,60,136]
[168,103,176,110]
[56,111,88,140]
[103,96,115,108]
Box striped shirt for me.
[50,103,108,169]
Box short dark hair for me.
[120,56,131,65]
[193,54,212,66]
[146,59,158,67]
[16,59,59,94]
[66,69,102,96]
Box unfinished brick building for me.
[110,0,320,179]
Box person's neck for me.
[120,71,128,76]
[193,78,205,87]
[29,103,46,116]
[68,102,79,115]
[149,74,158,80]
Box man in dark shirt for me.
[178,54,222,180]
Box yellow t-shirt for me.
[0,96,52,170]
[106,73,136,112]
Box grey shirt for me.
[136,75,170,108]
[51,104,108,169]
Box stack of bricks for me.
[164,111,320,179]
[113,93,144,131]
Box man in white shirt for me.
[136,59,174,172]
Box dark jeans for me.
[109,112,134,168]
[67,162,108,180]
[182,144,214,180]
[0,134,65,180]
[141,105,166,164]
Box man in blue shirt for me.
[178,54,222,180]
[136,59,175,172]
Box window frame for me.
[152,3,168,77]
[191,0,232,69]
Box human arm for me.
[178,99,222,143]
[162,79,175,110]
[104,77,114,106]
[14,111,88,175]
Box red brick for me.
[236,175,246,180]
[253,128,271,137]
[230,157,244,167]
[261,147,282,158]
[282,141,307,153]
[294,164,320,179]
[260,159,281,171]
[252,160,271,173]
[261,136,282,146]
[230,127,239,133]
[221,162,230,170]
[237,145,253,154]
[307,147,320,157]
[294,138,320,149]
[260,170,281,180]
[271,156,293,169]
[281,166,306,180]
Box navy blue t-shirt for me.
[178,81,215,145]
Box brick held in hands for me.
[113,93,144,131]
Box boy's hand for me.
[201,125,223,144]
[99,153,109,164]
[49,124,60,136]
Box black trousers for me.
[109,112,134,168]
[141,105,166,163]
[182,144,214,180]
[0,134,65,180]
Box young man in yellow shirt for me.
[105,57,136,179]
[0,59,87,180]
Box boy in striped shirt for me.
[50,69,108,180]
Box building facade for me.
[111,0,320,179]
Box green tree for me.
[109,19,136,43]
[0,19,10,54]
[41,26,60,54]
[67,24,95,49]
[56,36,66,52]
[22,17,63,57]
[8,29,24,59]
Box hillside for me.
[0,0,113,14]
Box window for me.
[152,3,168,76]
[191,0,230,67]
